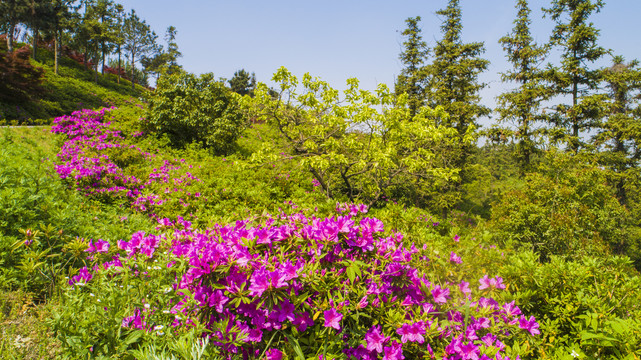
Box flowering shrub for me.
[57,202,538,359]
[51,108,204,218]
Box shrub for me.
[54,204,539,359]
[147,72,245,154]
[489,151,639,266]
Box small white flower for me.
[154,325,164,330]
[90,293,95,297]
[144,303,151,309]
[571,350,579,358]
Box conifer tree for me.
[497,0,551,173]
[543,0,609,152]
[395,16,429,118]
[0,0,30,53]
[122,9,157,89]
[594,56,641,204]
[425,0,489,167]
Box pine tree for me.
[496,0,551,173]
[594,56,641,204]
[122,9,157,89]
[0,0,31,53]
[425,0,489,167]
[228,69,256,96]
[394,16,429,118]
[543,0,609,152]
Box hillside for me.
[0,42,147,124]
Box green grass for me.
[0,44,147,124]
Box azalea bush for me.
[54,202,539,359]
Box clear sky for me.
[116,0,641,125]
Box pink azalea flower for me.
[449,251,462,264]
[519,315,540,335]
[365,325,390,353]
[396,322,426,344]
[382,340,404,360]
[323,308,343,330]
[431,285,450,304]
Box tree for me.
[0,0,30,53]
[394,16,429,118]
[122,9,156,89]
[496,0,551,173]
[147,72,245,154]
[228,69,256,96]
[425,0,489,169]
[593,56,641,204]
[46,0,77,74]
[543,0,609,152]
[141,26,182,81]
[248,67,464,206]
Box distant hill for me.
[0,41,147,124]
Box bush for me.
[54,204,540,359]
[147,72,245,154]
[489,151,639,266]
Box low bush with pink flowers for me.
[54,202,539,359]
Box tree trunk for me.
[117,46,121,84]
[32,27,38,61]
[54,32,59,75]
[131,53,135,90]
[7,22,15,53]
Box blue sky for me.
[116,0,641,124]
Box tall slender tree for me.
[425,0,489,168]
[122,9,156,89]
[0,0,30,53]
[594,56,641,204]
[543,0,609,152]
[496,0,551,173]
[395,16,429,118]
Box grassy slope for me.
[0,44,147,124]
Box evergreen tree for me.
[425,0,489,167]
[543,0,609,152]
[122,9,157,89]
[594,56,641,204]
[496,0,551,173]
[141,26,182,81]
[394,16,429,118]
[228,69,256,96]
[0,0,30,53]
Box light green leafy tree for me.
[247,66,468,206]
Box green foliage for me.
[395,16,429,117]
[489,151,640,266]
[543,0,609,152]
[425,0,489,159]
[248,67,465,207]
[501,252,641,359]
[228,69,256,97]
[0,126,155,298]
[496,0,551,173]
[146,71,245,155]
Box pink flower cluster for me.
[76,202,538,359]
[51,109,203,215]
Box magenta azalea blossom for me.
[396,322,426,344]
[365,325,390,353]
[382,340,404,360]
[265,348,284,360]
[323,308,343,330]
[431,285,450,304]
[518,315,540,335]
[449,251,462,264]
